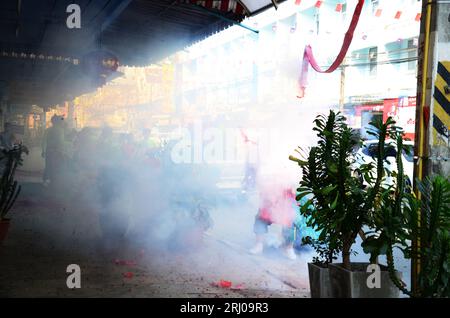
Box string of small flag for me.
[294,0,421,22]
[0,51,80,64]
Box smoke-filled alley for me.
[0,0,449,305]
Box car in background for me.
[354,140,414,188]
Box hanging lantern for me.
[81,50,120,85]
[336,3,343,12]
[315,1,322,8]
[394,11,402,19]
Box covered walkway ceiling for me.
[0,0,283,108]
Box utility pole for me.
[413,0,450,296]
[339,59,346,113]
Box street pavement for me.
[0,183,310,298]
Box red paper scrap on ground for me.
[123,272,134,279]
[220,280,232,288]
[211,280,239,289]
[231,283,245,290]
[114,259,137,266]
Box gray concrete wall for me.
[430,3,450,177]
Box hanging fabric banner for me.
[297,0,365,98]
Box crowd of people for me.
[37,114,310,257]
[40,115,218,250]
[41,115,159,187]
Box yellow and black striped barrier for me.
[433,61,450,146]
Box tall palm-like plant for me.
[0,145,28,220]
[391,176,450,297]
[362,123,450,297]
[361,119,412,295]
[415,176,450,297]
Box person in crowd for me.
[119,133,136,161]
[73,127,99,173]
[42,115,67,186]
[95,127,132,248]
[136,129,151,160]
[146,127,162,150]
[240,128,259,194]
[0,123,19,150]
[249,176,298,260]
[96,126,120,164]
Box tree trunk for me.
[342,240,351,270]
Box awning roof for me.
[240,0,282,15]
[0,0,282,108]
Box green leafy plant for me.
[361,118,412,294]
[0,145,28,220]
[291,110,449,297]
[371,175,450,297]
[290,110,386,270]
[290,111,404,271]
[413,176,450,297]
[301,235,340,266]
[361,119,450,297]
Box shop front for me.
[344,96,416,141]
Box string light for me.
[0,51,79,64]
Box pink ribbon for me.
[298,0,365,98]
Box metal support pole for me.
[339,61,346,113]
[412,0,435,297]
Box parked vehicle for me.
[354,139,414,188]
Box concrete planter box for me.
[329,263,401,298]
[308,263,333,298]
[0,218,10,245]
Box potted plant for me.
[290,184,340,298]
[290,111,402,298]
[410,176,450,297]
[0,144,28,245]
[365,174,450,297]
[301,234,339,298]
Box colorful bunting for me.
[0,51,77,64]
[290,0,418,23]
